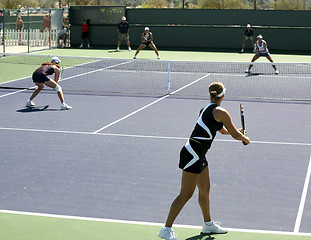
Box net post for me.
[167,60,171,94]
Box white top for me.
[256,40,268,53]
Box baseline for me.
[0,209,310,237]
[0,127,310,147]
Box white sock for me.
[163,226,171,230]
[205,221,213,226]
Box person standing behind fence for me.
[241,24,255,53]
[57,17,69,48]
[16,16,24,45]
[116,16,131,51]
[41,14,50,45]
[79,20,90,48]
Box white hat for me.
[247,24,251,27]
[51,56,61,64]
[122,16,126,20]
[145,27,149,31]
[257,34,263,39]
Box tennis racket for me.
[144,33,149,41]
[58,67,64,82]
[240,103,247,145]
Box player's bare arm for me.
[213,107,250,144]
[53,66,60,82]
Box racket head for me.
[58,66,64,81]
[240,103,248,145]
[240,103,245,135]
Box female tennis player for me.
[133,27,160,59]
[245,34,278,74]
[25,56,72,110]
[158,82,250,240]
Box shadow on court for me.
[16,105,61,113]
[186,233,215,240]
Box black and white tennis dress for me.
[179,103,223,174]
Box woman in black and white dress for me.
[133,27,160,59]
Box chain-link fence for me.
[0,8,69,54]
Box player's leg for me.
[45,79,72,109]
[150,43,160,58]
[246,54,260,72]
[198,166,227,234]
[197,166,211,222]
[164,171,199,227]
[133,44,145,58]
[44,79,65,103]
[29,83,44,100]
[266,55,278,73]
[26,82,44,106]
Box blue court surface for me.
[0,58,311,239]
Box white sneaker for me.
[275,70,279,75]
[241,49,244,53]
[158,227,178,240]
[25,100,35,107]
[133,55,136,59]
[116,47,120,51]
[128,47,131,51]
[201,221,227,234]
[61,103,72,110]
[157,55,160,59]
[245,69,250,73]
[79,44,83,48]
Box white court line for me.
[0,60,133,99]
[92,74,211,134]
[0,209,310,236]
[294,155,311,233]
[0,127,311,146]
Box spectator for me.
[0,10,4,32]
[116,16,131,51]
[41,14,50,45]
[57,17,69,48]
[133,27,160,59]
[79,19,90,48]
[16,16,24,45]
[241,23,255,53]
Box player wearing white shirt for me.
[245,35,278,74]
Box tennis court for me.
[0,49,311,240]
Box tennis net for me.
[0,53,310,101]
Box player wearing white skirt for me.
[158,82,250,240]
[245,34,278,74]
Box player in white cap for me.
[25,56,72,110]
[133,27,160,59]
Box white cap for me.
[145,27,149,31]
[122,16,126,20]
[247,24,251,27]
[257,34,263,39]
[51,56,61,64]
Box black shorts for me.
[32,72,50,83]
[179,140,208,174]
[81,32,89,39]
[256,52,270,57]
[143,41,153,46]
